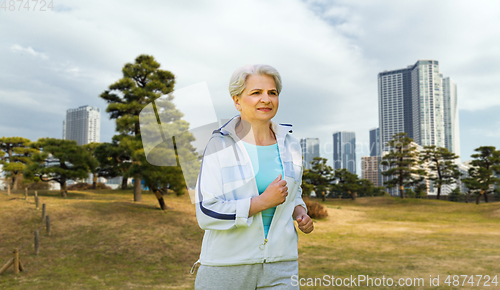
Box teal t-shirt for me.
[242,140,284,239]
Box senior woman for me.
[192,64,313,290]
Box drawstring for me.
[190,260,201,274]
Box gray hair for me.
[229,64,282,97]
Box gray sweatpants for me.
[194,260,299,290]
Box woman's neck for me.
[235,118,276,146]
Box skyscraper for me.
[63,105,100,145]
[378,60,458,152]
[442,77,460,156]
[332,131,356,174]
[369,127,380,157]
[300,138,320,170]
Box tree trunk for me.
[11,176,18,190]
[399,185,405,199]
[483,190,488,203]
[92,173,98,189]
[152,189,168,210]
[321,191,325,202]
[134,175,142,202]
[60,181,68,198]
[121,175,128,190]
[351,191,357,200]
[476,193,480,205]
[436,185,441,200]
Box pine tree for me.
[331,168,361,200]
[94,137,132,190]
[420,145,461,200]
[24,138,96,197]
[100,54,199,208]
[99,54,176,202]
[380,132,426,198]
[302,157,334,202]
[462,146,500,204]
[0,137,38,190]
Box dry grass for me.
[0,189,202,289]
[1,191,500,289]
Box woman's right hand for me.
[261,174,288,207]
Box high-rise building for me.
[63,105,100,145]
[332,131,356,174]
[442,77,460,157]
[361,156,381,187]
[378,60,458,152]
[369,128,380,157]
[300,138,320,170]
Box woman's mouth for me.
[258,108,271,111]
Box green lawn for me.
[1,190,499,289]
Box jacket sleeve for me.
[195,136,254,231]
[294,163,308,214]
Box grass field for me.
[0,190,499,289]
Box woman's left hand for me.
[295,214,314,234]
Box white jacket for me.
[193,115,307,267]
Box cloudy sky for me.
[1,0,499,170]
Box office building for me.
[361,156,382,187]
[63,105,100,145]
[378,60,457,152]
[369,127,380,157]
[442,77,460,157]
[300,138,320,170]
[332,131,356,174]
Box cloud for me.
[10,44,49,60]
[0,0,499,171]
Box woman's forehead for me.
[245,74,277,90]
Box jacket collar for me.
[217,114,292,140]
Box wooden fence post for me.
[35,196,39,209]
[0,258,13,275]
[41,204,46,222]
[7,184,10,195]
[13,249,19,274]
[46,215,50,236]
[34,231,40,255]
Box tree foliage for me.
[94,136,133,190]
[420,145,461,200]
[331,168,360,200]
[0,137,39,190]
[24,138,97,197]
[380,132,426,198]
[302,157,334,201]
[462,146,500,204]
[99,54,199,209]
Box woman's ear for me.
[232,95,241,111]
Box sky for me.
[1,0,499,172]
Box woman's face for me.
[233,74,279,123]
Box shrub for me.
[303,197,328,219]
